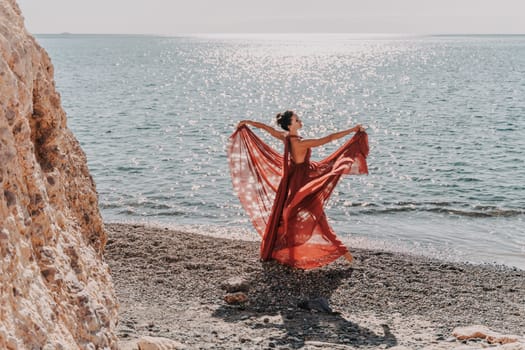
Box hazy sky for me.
[17,0,525,35]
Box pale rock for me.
[137,336,184,350]
[303,340,354,349]
[0,1,118,349]
[221,276,249,293]
[499,343,525,350]
[119,340,139,350]
[453,325,521,345]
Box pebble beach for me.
[105,223,524,349]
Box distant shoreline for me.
[34,33,525,39]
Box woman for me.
[228,110,369,269]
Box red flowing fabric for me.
[228,125,369,269]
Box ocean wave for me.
[102,198,525,218]
[101,201,175,210]
[353,204,525,218]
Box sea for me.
[35,33,525,269]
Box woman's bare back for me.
[289,136,308,164]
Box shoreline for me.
[105,223,524,349]
[102,219,525,271]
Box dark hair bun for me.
[276,110,294,131]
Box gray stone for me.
[221,276,250,293]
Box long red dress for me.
[228,125,369,269]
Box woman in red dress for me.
[228,110,369,269]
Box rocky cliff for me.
[0,1,118,349]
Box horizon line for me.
[32,32,525,37]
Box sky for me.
[16,0,525,35]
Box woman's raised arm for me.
[294,124,364,149]
[238,120,286,141]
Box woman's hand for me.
[354,124,365,132]
[237,120,251,128]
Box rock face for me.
[0,1,118,349]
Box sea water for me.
[36,34,525,269]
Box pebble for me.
[224,292,248,304]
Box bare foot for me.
[344,252,353,263]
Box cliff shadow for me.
[212,262,397,349]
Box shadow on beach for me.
[212,262,397,349]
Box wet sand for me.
[105,223,524,349]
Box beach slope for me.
[107,223,524,349]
